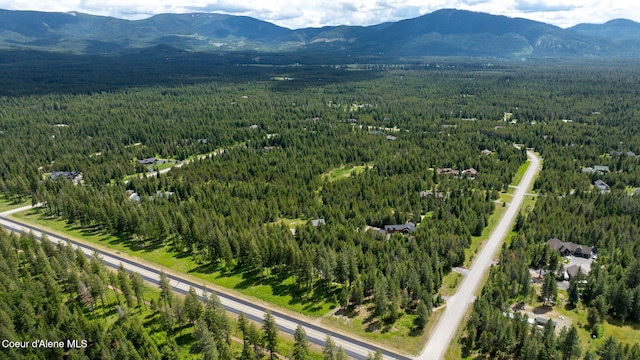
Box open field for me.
[322,164,374,182]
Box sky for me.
[2,1,639,29]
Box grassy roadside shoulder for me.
[0,195,31,213]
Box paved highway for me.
[419,150,541,360]
[0,211,411,360]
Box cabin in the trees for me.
[311,219,325,227]
[384,222,417,234]
[462,168,478,179]
[582,165,610,174]
[547,238,593,258]
[137,157,157,165]
[436,168,460,176]
[535,317,556,328]
[594,179,610,193]
[419,190,444,198]
[50,170,80,181]
[610,150,637,157]
[565,264,589,280]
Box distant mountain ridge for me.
[1,8,640,58]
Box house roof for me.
[547,238,593,257]
[566,264,589,278]
[547,238,564,251]
[436,168,460,175]
[384,222,417,233]
[535,317,550,324]
[50,171,79,180]
[137,157,156,165]
[593,165,610,172]
[463,168,478,175]
[594,180,609,189]
[311,219,325,227]
[535,317,556,327]
[420,190,444,198]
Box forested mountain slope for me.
[1,8,639,58]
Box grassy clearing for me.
[439,271,463,297]
[322,304,441,356]
[10,210,334,317]
[153,160,178,172]
[322,163,373,182]
[0,195,31,213]
[271,217,309,229]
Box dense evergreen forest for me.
[0,228,310,359]
[1,51,640,357]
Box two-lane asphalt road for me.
[419,150,541,360]
[0,211,411,360]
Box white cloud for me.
[0,0,638,28]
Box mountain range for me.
[1,8,640,59]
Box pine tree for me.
[159,271,173,310]
[262,310,278,360]
[194,321,218,360]
[292,325,309,360]
[118,264,135,308]
[568,277,580,308]
[184,286,203,324]
[541,271,557,306]
[323,335,336,360]
[336,346,348,360]
[129,272,146,310]
[416,301,429,330]
[559,325,581,360]
[237,311,248,337]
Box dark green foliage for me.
[323,335,336,360]
[292,325,309,360]
[542,271,558,306]
[559,325,581,360]
[184,286,203,324]
[415,302,429,331]
[0,230,189,360]
[262,310,278,360]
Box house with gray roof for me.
[566,265,589,279]
[547,238,593,258]
[311,219,326,227]
[384,222,417,234]
[582,165,610,174]
[594,180,610,193]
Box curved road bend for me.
[419,150,541,360]
[0,215,412,360]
